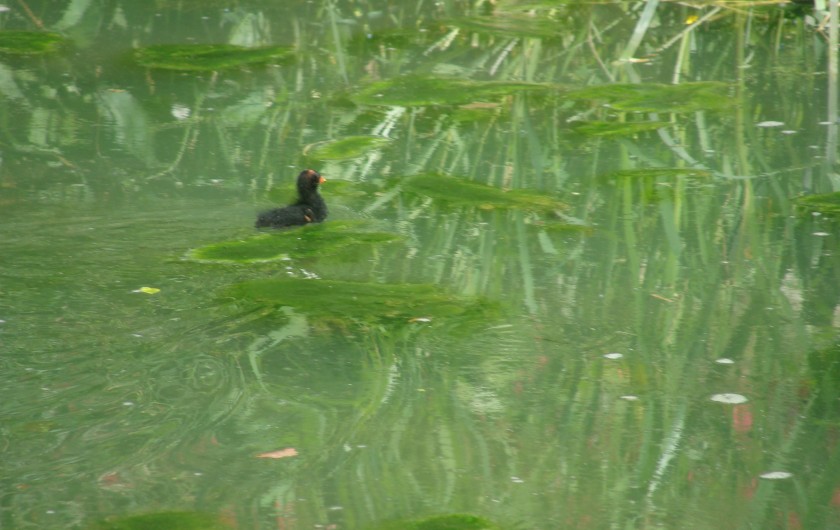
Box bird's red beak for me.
[319,176,326,183]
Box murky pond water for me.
[2,1,840,529]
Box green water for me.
[2,1,840,529]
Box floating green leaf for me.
[403,173,564,212]
[573,120,669,137]
[228,278,496,324]
[352,75,556,106]
[186,221,402,263]
[795,191,840,215]
[568,82,732,113]
[0,31,65,55]
[304,136,391,160]
[133,44,293,71]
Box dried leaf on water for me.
[759,471,793,480]
[710,393,748,404]
[256,447,298,459]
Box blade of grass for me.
[620,0,660,62]
[826,0,838,166]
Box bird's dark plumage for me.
[256,169,327,228]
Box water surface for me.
[1,1,839,529]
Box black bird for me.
[255,169,327,228]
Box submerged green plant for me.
[573,120,669,137]
[0,31,65,54]
[89,511,229,530]
[304,136,392,160]
[795,191,840,215]
[605,168,713,179]
[133,44,293,71]
[370,513,502,530]
[450,13,563,38]
[186,221,402,263]
[403,173,564,212]
[228,278,497,325]
[352,75,556,106]
[568,82,732,113]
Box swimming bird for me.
[255,169,327,228]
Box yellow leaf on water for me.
[133,287,160,294]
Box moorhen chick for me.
[255,169,327,228]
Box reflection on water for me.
[1,1,840,529]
